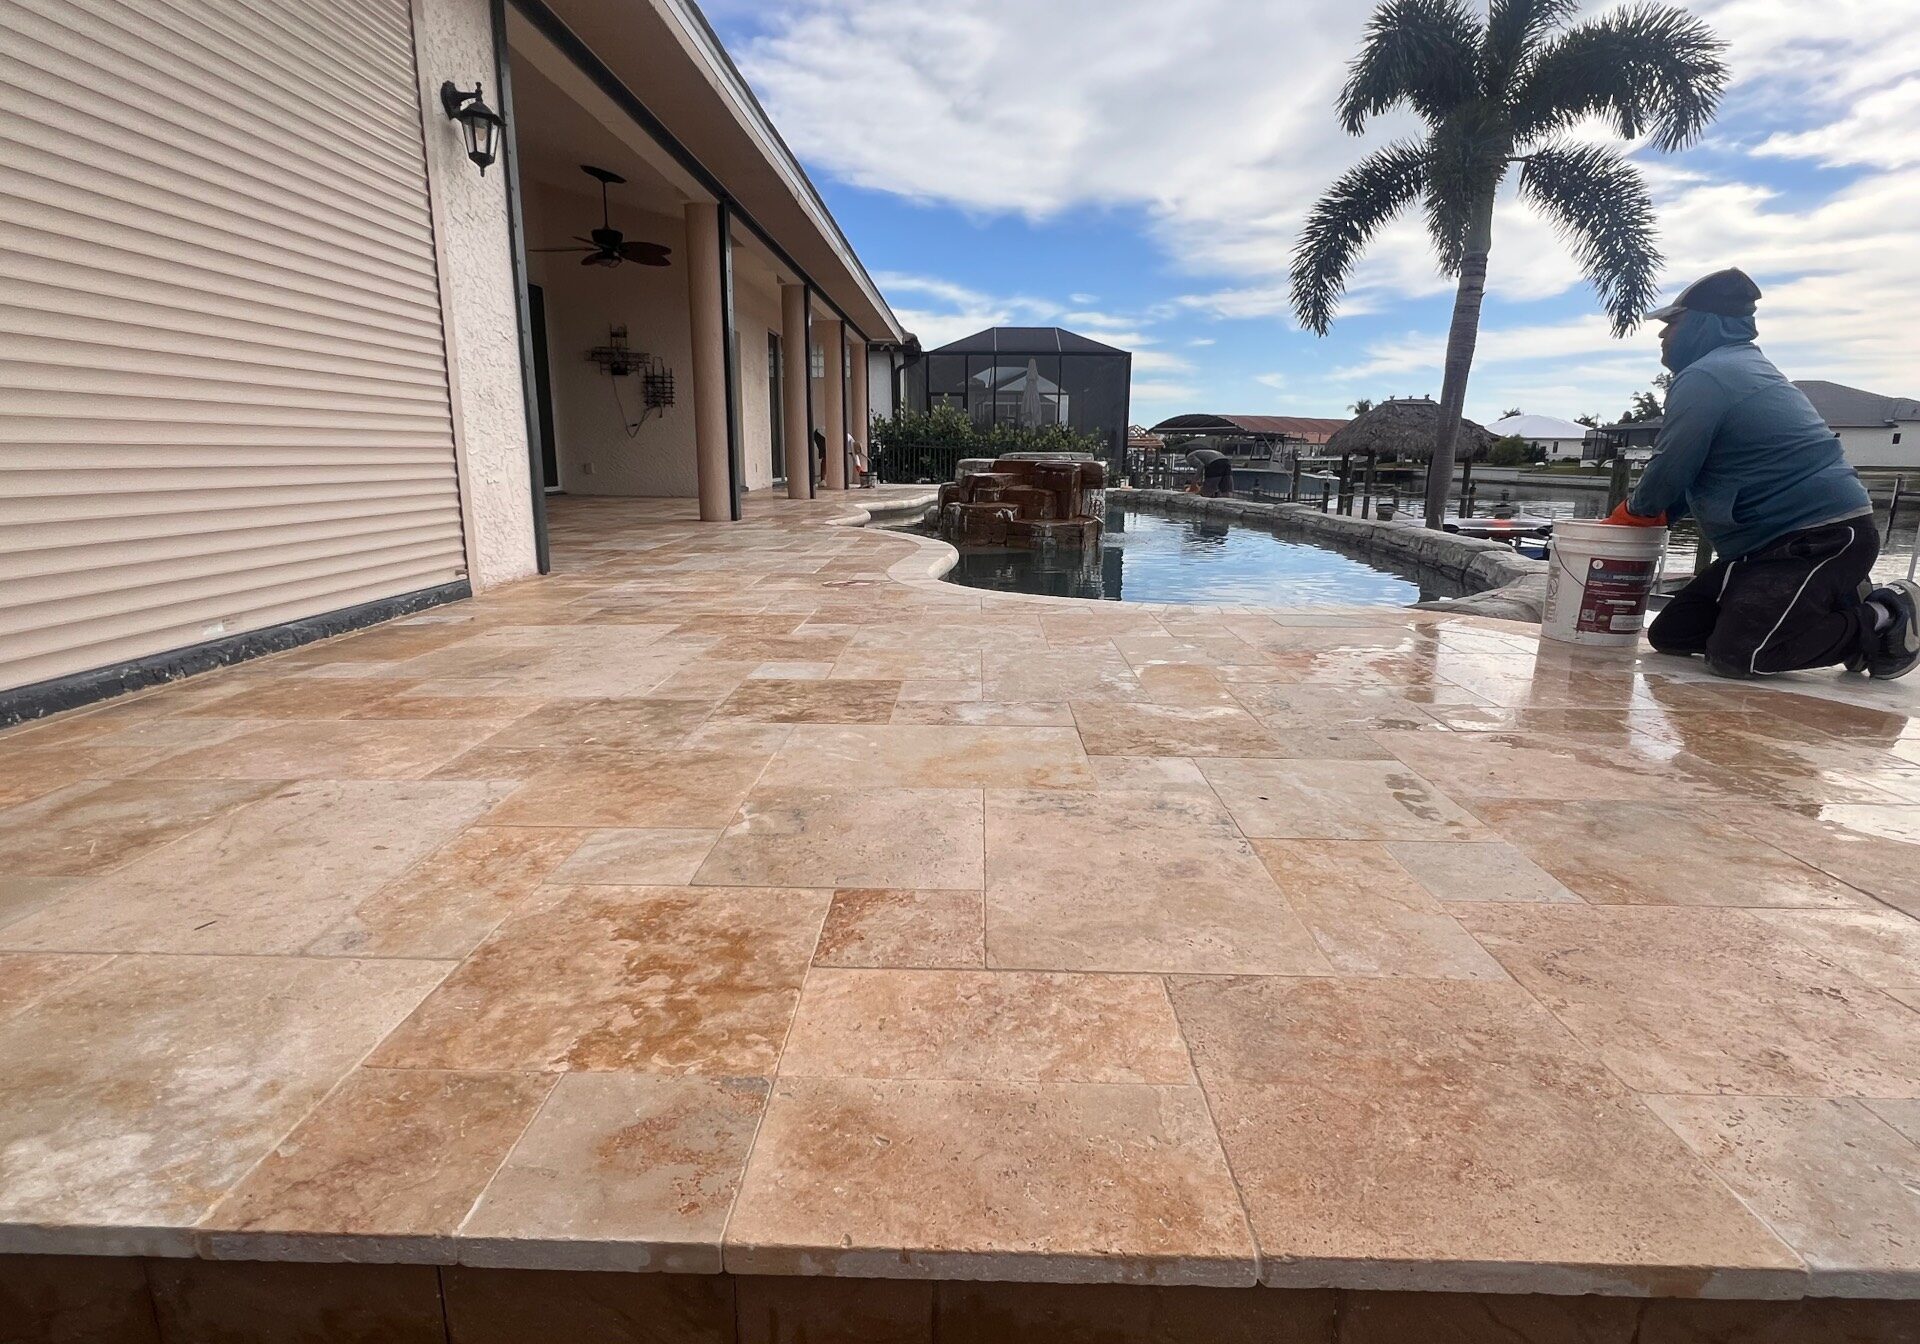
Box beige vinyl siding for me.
[0,0,466,694]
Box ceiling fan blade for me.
[530,245,591,252]
[581,251,621,267]
[619,242,672,266]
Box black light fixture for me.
[440,81,505,175]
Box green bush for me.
[1488,435,1533,467]
[867,408,1103,481]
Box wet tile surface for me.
[6,492,1920,1298]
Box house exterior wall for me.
[1836,424,1920,471]
[868,348,897,422]
[412,0,539,590]
[525,185,699,497]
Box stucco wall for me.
[868,348,896,421]
[411,0,539,590]
[524,184,699,497]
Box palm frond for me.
[1291,143,1430,335]
[1338,0,1482,133]
[1519,143,1662,335]
[1482,0,1577,89]
[1513,2,1727,151]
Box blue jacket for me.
[1627,313,1870,560]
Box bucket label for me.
[1578,556,1656,633]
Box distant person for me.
[1607,267,1916,679]
[1186,447,1234,498]
[811,427,826,486]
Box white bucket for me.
[1542,519,1669,647]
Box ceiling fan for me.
[531,164,671,268]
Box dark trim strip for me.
[493,0,552,573]
[717,199,745,520]
[0,582,473,729]
[506,0,877,346]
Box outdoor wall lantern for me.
[440,81,505,175]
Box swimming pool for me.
[934,503,1455,605]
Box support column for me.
[848,332,869,483]
[684,201,731,522]
[780,283,810,499]
[818,318,846,491]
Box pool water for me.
[936,505,1451,605]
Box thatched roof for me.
[1323,398,1493,460]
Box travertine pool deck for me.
[3,491,1920,1335]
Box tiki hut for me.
[1322,397,1494,462]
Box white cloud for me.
[748,0,1917,416]
[1254,372,1289,389]
[1188,337,1216,347]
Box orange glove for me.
[1604,502,1667,527]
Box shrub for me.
[1488,435,1533,467]
[867,408,1104,481]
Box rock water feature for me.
[934,452,1108,549]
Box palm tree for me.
[1291,0,1727,527]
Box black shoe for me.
[1867,580,1920,679]
[1846,581,1874,672]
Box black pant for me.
[1648,518,1878,677]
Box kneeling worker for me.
[1607,268,1917,679]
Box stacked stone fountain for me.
[934,452,1107,549]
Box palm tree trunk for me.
[1424,194,1496,528]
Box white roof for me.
[1488,413,1591,440]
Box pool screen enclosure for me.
[901,327,1132,474]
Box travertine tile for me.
[0,955,445,1251]
[461,1073,767,1271]
[889,699,1076,726]
[1383,839,1578,903]
[716,678,901,723]
[1376,730,1712,802]
[985,789,1330,975]
[1252,840,1509,979]
[0,953,110,1023]
[725,1077,1256,1284]
[1458,904,1920,1097]
[306,827,587,959]
[1468,800,1871,908]
[759,724,1095,790]
[982,650,1142,703]
[1084,755,1214,792]
[483,749,770,827]
[1070,701,1281,756]
[441,1265,735,1344]
[484,697,714,748]
[1746,909,1920,988]
[2,781,510,955]
[173,677,426,720]
[0,778,278,877]
[370,885,828,1074]
[1646,1094,1920,1295]
[781,969,1192,1083]
[1195,758,1484,840]
[696,788,984,889]
[544,827,718,887]
[139,719,502,779]
[1714,803,1920,917]
[200,1069,555,1261]
[1168,975,1802,1294]
[814,888,985,968]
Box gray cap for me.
[1648,267,1762,322]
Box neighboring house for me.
[900,328,1133,468]
[1486,413,1591,463]
[0,0,907,721]
[1583,419,1663,463]
[1794,381,1920,470]
[1146,414,1350,460]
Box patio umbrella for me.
[1019,358,1043,427]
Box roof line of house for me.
[665,0,905,343]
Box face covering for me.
[1662,309,1758,373]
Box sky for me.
[704,0,1917,429]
